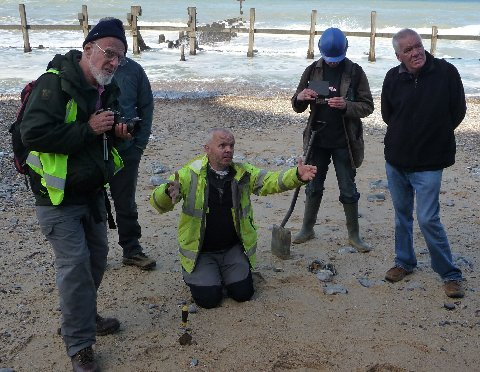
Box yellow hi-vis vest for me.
[150,155,305,273]
[26,69,123,205]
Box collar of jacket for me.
[189,154,243,180]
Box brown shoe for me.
[96,314,120,336]
[122,252,156,270]
[385,266,410,282]
[444,280,465,298]
[71,346,98,372]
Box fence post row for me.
[12,4,479,60]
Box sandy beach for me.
[0,94,479,372]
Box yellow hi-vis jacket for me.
[26,69,123,206]
[150,155,306,273]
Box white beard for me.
[88,59,114,86]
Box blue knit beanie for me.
[83,18,128,53]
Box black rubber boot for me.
[343,202,371,252]
[293,195,322,244]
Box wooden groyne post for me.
[368,11,376,62]
[19,4,31,52]
[247,8,255,57]
[128,5,141,55]
[307,10,317,59]
[78,5,89,38]
[187,7,197,55]
[431,26,438,56]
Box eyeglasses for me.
[93,42,127,66]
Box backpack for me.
[8,69,60,187]
[8,80,38,175]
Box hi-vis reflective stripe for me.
[253,170,267,194]
[246,244,257,257]
[238,203,251,219]
[277,170,288,191]
[179,247,197,260]
[182,170,203,218]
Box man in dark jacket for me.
[381,28,466,298]
[291,27,374,253]
[111,56,156,270]
[21,18,131,371]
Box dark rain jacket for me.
[381,51,466,171]
[21,49,121,205]
[113,57,154,152]
[292,57,374,168]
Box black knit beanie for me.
[83,18,128,53]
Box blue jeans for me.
[306,147,360,204]
[385,162,462,281]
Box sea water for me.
[0,0,479,96]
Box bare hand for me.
[88,110,115,135]
[297,88,318,101]
[327,96,346,110]
[114,123,132,140]
[297,158,317,181]
[167,171,180,203]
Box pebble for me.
[367,193,386,202]
[444,302,456,310]
[338,246,357,254]
[190,358,199,367]
[369,179,389,189]
[324,284,348,295]
[316,270,334,282]
[358,277,374,288]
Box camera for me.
[110,110,142,135]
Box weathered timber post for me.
[19,4,31,53]
[247,8,255,57]
[431,26,438,56]
[187,7,197,55]
[180,31,186,61]
[128,6,142,55]
[237,0,245,16]
[368,11,377,62]
[78,5,89,38]
[307,10,317,59]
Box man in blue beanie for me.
[21,17,130,372]
[291,27,374,253]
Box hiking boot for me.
[96,314,120,336]
[57,315,120,337]
[71,346,98,372]
[444,280,465,298]
[122,252,156,270]
[385,266,410,282]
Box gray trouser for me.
[109,145,143,257]
[36,194,108,357]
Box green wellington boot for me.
[293,195,322,244]
[343,202,371,253]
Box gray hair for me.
[204,128,234,145]
[392,28,421,53]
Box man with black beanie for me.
[21,17,130,371]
